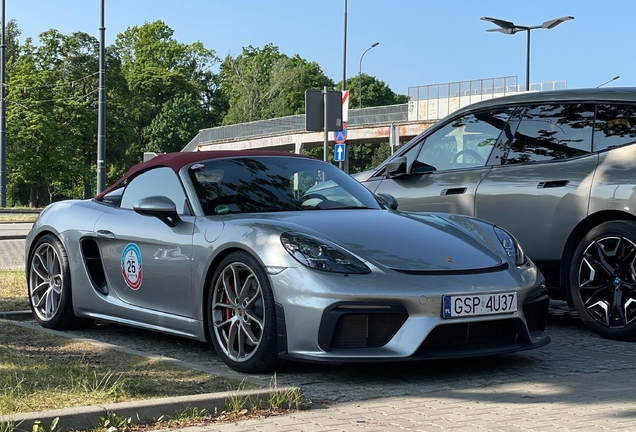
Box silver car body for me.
[26,151,549,371]
[355,88,636,341]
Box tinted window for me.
[188,157,381,215]
[593,103,636,152]
[411,110,512,173]
[504,104,594,164]
[120,167,189,214]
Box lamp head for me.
[487,27,516,34]
[481,16,516,30]
[371,42,379,47]
[541,16,574,29]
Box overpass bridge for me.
[182,77,566,161]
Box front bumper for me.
[271,263,550,363]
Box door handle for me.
[441,187,467,196]
[96,230,116,239]
[537,180,569,189]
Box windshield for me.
[188,156,382,215]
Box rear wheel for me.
[207,251,279,373]
[28,234,93,330]
[569,221,636,340]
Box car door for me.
[94,167,196,318]
[475,103,598,262]
[372,109,515,216]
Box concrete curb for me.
[0,234,26,240]
[1,386,302,432]
[0,310,31,318]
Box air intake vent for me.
[332,313,407,348]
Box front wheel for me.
[569,221,636,340]
[207,251,279,373]
[28,234,93,330]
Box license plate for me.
[443,292,517,318]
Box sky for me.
[7,0,635,95]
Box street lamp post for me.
[597,75,620,88]
[481,16,574,91]
[359,42,379,109]
[340,0,347,172]
[358,42,378,172]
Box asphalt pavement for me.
[2,224,636,431]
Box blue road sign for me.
[334,123,347,144]
[334,144,345,162]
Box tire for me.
[28,234,94,330]
[569,221,636,341]
[207,251,279,373]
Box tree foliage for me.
[113,20,219,164]
[4,20,406,206]
[347,73,408,109]
[219,44,333,124]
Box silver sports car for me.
[26,151,550,373]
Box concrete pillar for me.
[295,142,305,154]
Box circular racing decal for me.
[121,243,143,290]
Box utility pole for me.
[96,0,106,194]
[340,0,347,172]
[0,0,6,207]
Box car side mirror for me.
[385,156,407,178]
[376,193,399,210]
[133,195,181,227]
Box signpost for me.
[305,88,343,162]
[334,122,347,144]
[334,144,345,162]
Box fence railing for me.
[184,77,567,150]
[407,77,567,121]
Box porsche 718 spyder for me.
[26,150,550,373]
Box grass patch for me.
[0,271,28,312]
[0,215,37,223]
[0,321,251,416]
[88,375,309,431]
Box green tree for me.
[114,20,219,161]
[219,44,333,124]
[144,93,205,153]
[6,27,134,205]
[347,73,407,109]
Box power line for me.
[5,88,99,106]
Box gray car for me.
[25,150,549,373]
[355,87,636,341]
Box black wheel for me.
[207,251,279,373]
[452,149,485,164]
[570,221,636,340]
[28,234,93,330]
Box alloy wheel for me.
[577,236,636,328]
[29,242,64,322]
[211,261,265,362]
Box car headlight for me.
[494,226,527,266]
[280,232,370,274]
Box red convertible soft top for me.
[95,150,314,200]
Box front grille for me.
[420,319,519,347]
[331,313,407,349]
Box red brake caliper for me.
[224,281,235,322]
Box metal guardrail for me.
[196,104,408,143]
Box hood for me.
[350,170,375,182]
[229,210,504,272]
